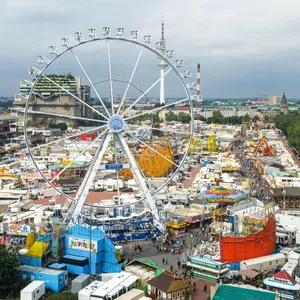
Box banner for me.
[69,237,97,252]
[52,232,59,257]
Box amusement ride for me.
[20,26,195,233]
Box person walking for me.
[162,257,165,265]
[170,265,173,273]
[177,258,181,269]
[165,257,168,265]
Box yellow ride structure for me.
[186,134,203,153]
[208,135,217,152]
[120,141,174,179]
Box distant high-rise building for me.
[268,95,281,105]
[280,92,289,113]
[13,73,92,126]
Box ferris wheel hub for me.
[107,115,125,133]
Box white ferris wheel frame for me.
[23,35,194,225]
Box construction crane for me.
[253,136,275,157]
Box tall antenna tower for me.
[197,63,201,121]
[157,14,168,105]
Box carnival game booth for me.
[63,225,121,275]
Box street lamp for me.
[282,188,286,215]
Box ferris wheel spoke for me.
[37,72,108,120]
[116,46,144,115]
[19,109,107,124]
[17,125,107,156]
[124,97,189,122]
[69,49,111,118]
[64,133,112,224]
[106,39,114,115]
[115,133,160,224]
[121,66,173,118]
[126,132,180,169]
[113,134,121,205]
[44,131,107,188]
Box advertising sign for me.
[69,237,97,252]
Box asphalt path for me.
[232,140,275,204]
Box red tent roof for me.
[274,270,297,285]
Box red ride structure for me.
[220,215,276,264]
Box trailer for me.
[128,179,138,191]
[104,179,124,192]
[240,253,286,273]
[21,281,45,300]
[276,224,297,243]
[19,265,67,293]
[72,274,91,294]
[79,272,139,300]
[276,232,289,246]
[115,289,144,300]
[94,180,105,191]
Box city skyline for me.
[1,0,300,98]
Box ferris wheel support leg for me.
[64,133,112,224]
[116,133,165,233]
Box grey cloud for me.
[1,0,300,98]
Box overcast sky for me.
[1,0,300,98]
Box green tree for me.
[210,110,224,124]
[178,112,191,123]
[0,100,13,109]
[26,120,33,127]
[49,122,68,131]
[184,289,191,300]
[165,111,178,122]
[274,112,300,153]
[0,244,24,296]
[244,113,250,122]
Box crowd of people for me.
[233,140,274,204]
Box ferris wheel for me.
[21,27,194,231]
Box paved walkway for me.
[121,231,207,299]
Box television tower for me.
[158,14,168,105]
